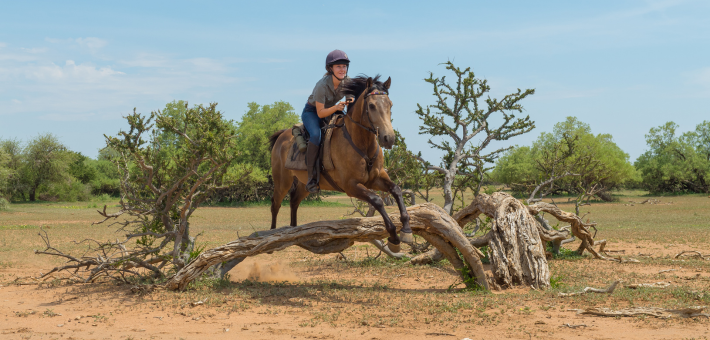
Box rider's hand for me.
[335,101,346,111]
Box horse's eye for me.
[369,103,377,110]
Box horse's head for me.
[364,77,395,149]
[345,76,396,149]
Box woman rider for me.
[302,49,353,193]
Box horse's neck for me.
[345,98,376,153]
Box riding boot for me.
[306,142,321,193]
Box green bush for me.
[209,163,273,203]
[0,197,9,210]
[635,121,710,194]
[40,180,91,202]
[493,117,637,200]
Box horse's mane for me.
[340,74,387,112]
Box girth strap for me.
[320,169,345,192]
[341,123,379,173]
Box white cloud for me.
[20,47,47,54]
[45,37,108,53]
[26,60,124,82]
[691,67,710,85]
[40,112,97,121]
[119,54,171,68]
[75,37,107,51]
[0,46,243,122]
[45,37,74,44]
[687,67,710,97]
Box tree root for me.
[626,282,671,289]
[558,280,620,297]
[561,323,588,329]
[675,250,710,260]
[574,306,710,319]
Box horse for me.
[268,75,413,252]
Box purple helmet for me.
[325,49,350,71]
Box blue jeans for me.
[301,103,323,145]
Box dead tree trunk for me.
[165,203,490,291]
[413,191,618,272]
[446,192,550,289]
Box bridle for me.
[346,89,388,137]
[341,89,389,172]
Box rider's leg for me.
[301,104,322,193]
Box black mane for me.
[340,74,387,111]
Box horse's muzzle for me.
[380,134,395,149]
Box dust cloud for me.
[228,258,300,283]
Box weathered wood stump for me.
[411,192,619,288]
[449,192,550,289]
[164,203,491,291]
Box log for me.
[164,203,490,291]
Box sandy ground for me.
[2,196,710,339]
[2,249,710,340]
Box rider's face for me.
[331,64,348,79]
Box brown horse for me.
[268,75,412,252]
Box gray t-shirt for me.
[307,75,352,108]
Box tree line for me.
[0,100,300,205]
[2,62,708,211]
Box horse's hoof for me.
[386,241,401,254]
[400,232,414,244]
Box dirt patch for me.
[229,258,301,283]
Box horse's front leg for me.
[372,176,413,244]
[347,183,401,252]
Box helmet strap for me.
[328,65,348,81]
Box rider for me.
[302,49,353,193]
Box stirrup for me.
[306,181,319,193]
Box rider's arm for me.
[315,101,345,118]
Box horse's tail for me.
[268,129,287,152]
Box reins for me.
[341,89,388,173]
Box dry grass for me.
[1,191,709,339]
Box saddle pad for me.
[284,116,340,171]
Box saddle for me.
[284,114,342,171]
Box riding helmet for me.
[325,49,350,71]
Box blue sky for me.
[1,0,708,164]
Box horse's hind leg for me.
[289,180,310,227]
[271,175,294,229]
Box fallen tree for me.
[166,192,557,291]
[165,203,493,291]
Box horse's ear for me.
[366,77,373,90]
[383,77,391,90]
